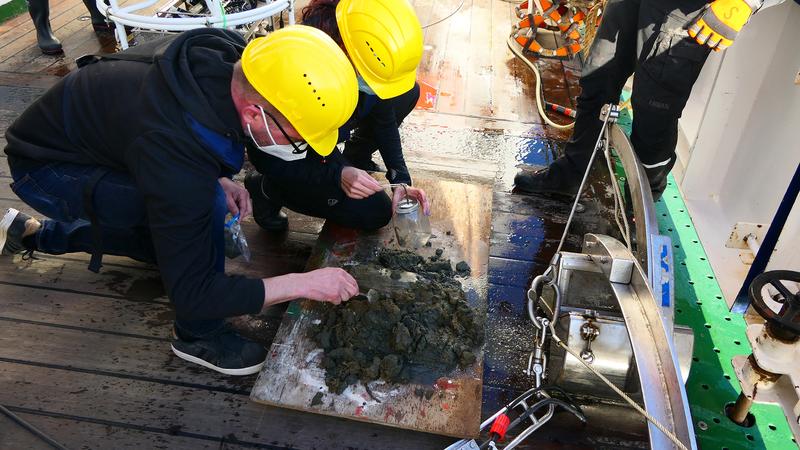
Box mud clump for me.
[377,249,424,272]
[378,248,472,280]
[313,249,484,394]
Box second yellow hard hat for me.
[336,0,423,100]
[241,25,358,156]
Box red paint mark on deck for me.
[416,80,438,110]
[435,378,460,390]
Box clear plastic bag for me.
[224,213,251,261]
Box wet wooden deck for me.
[0,0,647,449]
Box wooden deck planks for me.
[432,0,472,116]
[0,320,258,394]
[0,413,53,450]
[0,361,452,449]
[0,0,96,73]
[0,283,173,338]
[463,0,494,118]
[0,0,74,43]
[12,412,257,450]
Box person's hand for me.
[261,269,359,309]
[392,185,431,216]
[688,0,758,51]
[340,166,384,199]
[219,177,252,218]
[298,268,359,305]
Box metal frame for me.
[609,123,677,331]
[558,234,697,449]
[609,124,658,271]
[616,106,796,447]
[96,0,295,49]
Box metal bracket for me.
[579,320,600,363]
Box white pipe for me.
[99,0,291,43]
[745,233,761,256]
[108,3,289,27]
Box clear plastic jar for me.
[393,196,431,248]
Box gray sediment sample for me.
[312,249,484,394]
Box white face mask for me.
[247,106,307,162]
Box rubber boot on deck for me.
[82,0,112,32]
[27,0,62,55]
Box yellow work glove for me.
[688,0,761,51]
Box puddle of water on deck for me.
[399,122,566,191]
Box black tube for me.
[0,404,68,450]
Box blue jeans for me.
[9,158,226,338]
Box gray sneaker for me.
[0,208,39,255]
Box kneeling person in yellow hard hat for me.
[245,0,431,232]
[1,26,361,376]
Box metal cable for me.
[601,133,633,250]
[421,0,466,28]
[554,108,612,255]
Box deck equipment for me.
[506,0,605,129]
[729,270,800,440]
[449,104,696,449]
[92,0,295,49]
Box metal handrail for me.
[608,124,658,277]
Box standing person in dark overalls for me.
[513,0,787,200]
[1,26,363,376]
[245,0,430,232]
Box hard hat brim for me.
[361,70,418,100]
[307,129,339,157]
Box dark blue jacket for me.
[339,91,412,185]
[5,29,265,321]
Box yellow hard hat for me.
[335,0,423,100]
[241,25,357,156]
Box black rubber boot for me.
[82,0,109,30]
[82,0,134,37]
[27,0,63,55]
[513,158,583,198]
[244,172,289,232]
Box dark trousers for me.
[555,0,711,197]
[9,157,227,339]
[260,172,393,231]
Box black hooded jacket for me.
[4,29,265,321]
